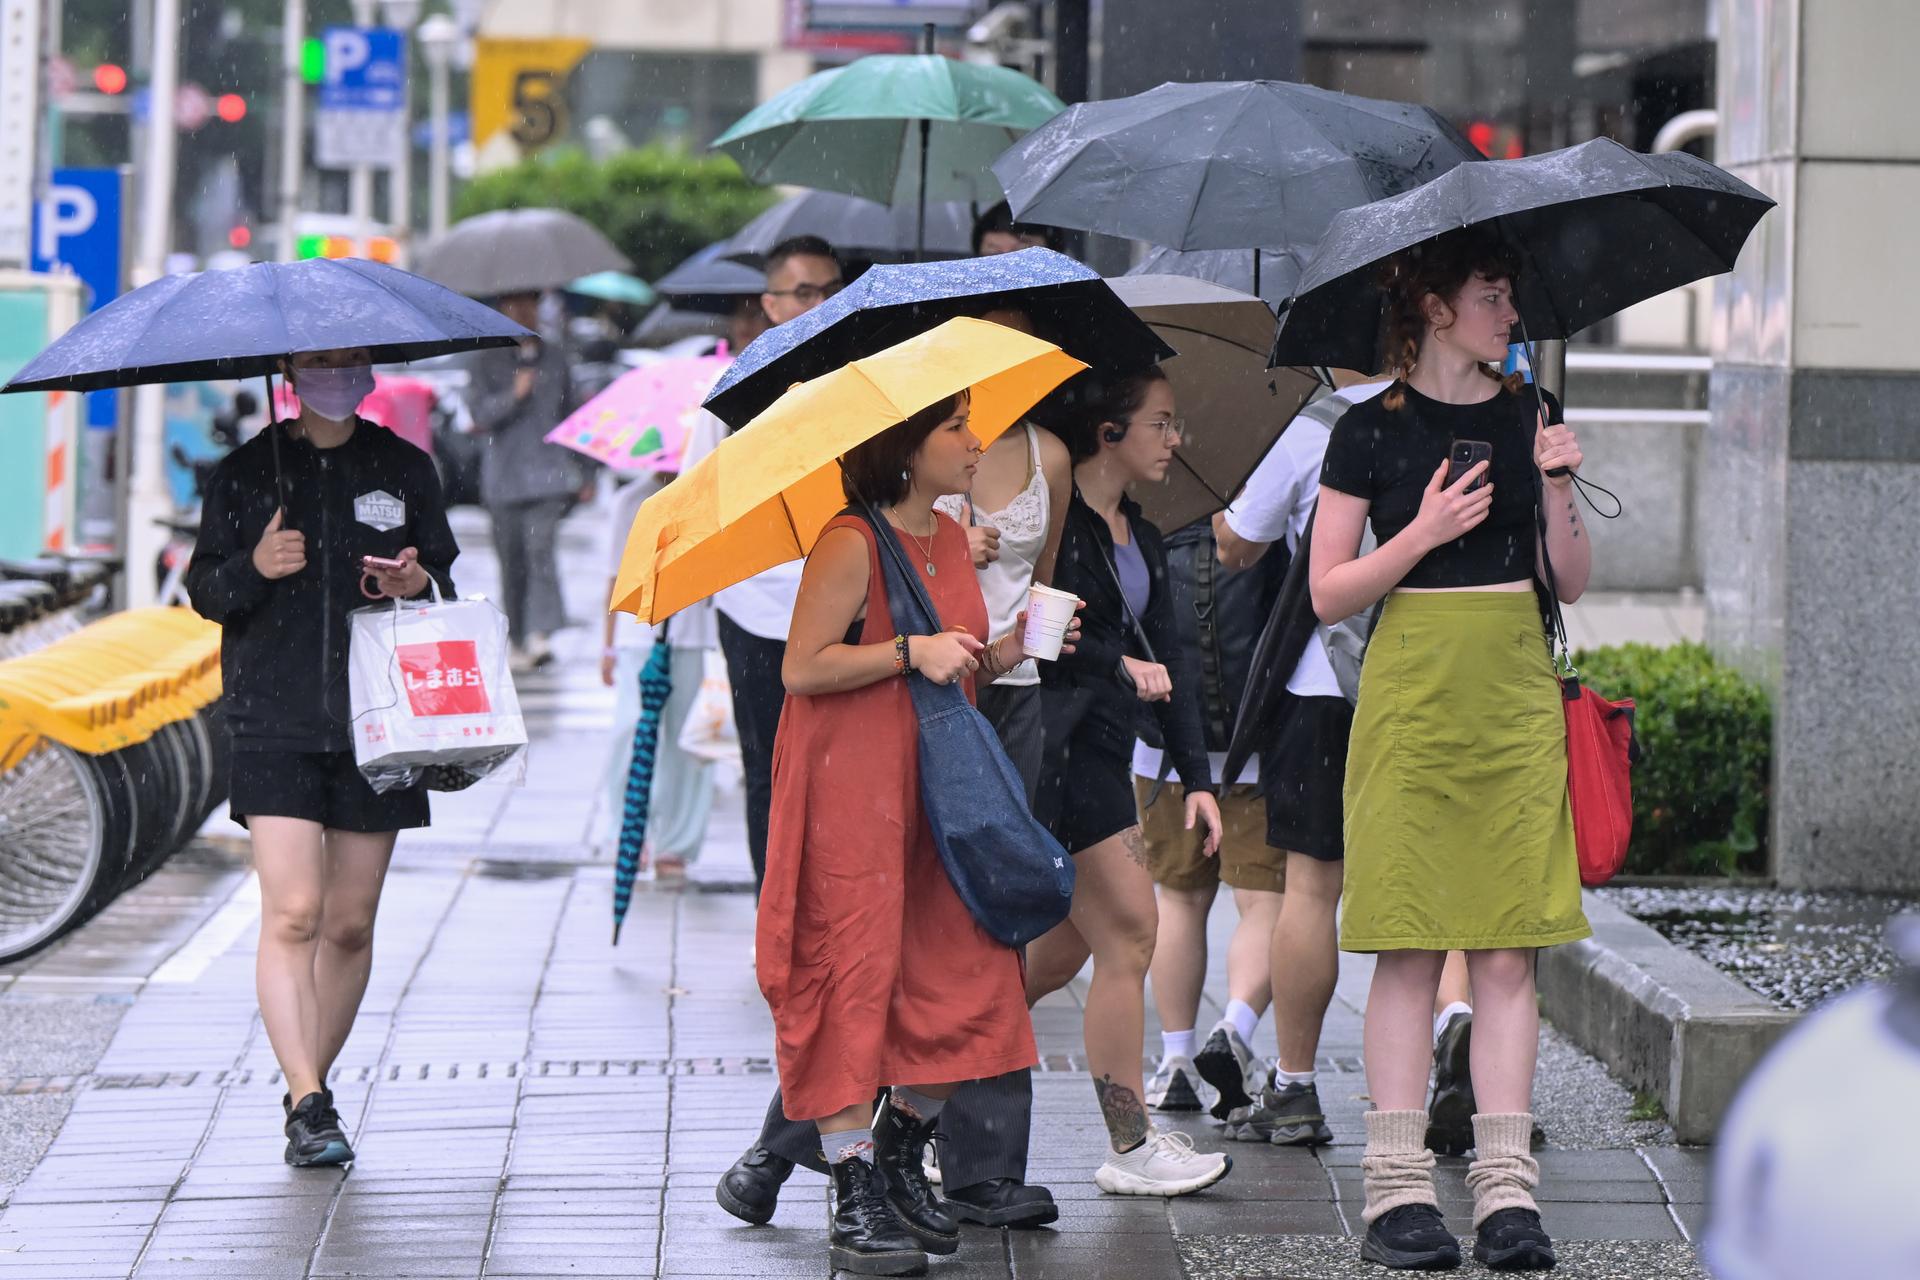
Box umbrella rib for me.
[1170,450,1230,510]
[1147,319,1273,361]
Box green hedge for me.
[453,146,778,282]
[1570,641,1771,877]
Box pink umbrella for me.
[545,349,731,474]
[271,372,439,456]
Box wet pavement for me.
[0,505,1713,1278]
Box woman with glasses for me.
[1025,366,1232,1197]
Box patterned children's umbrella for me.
[613,640,675,944]
[545,351,732,474]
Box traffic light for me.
[228,226,253,249]
[302,37,326,85]
[216,93,247,123]
[93,63,128,94]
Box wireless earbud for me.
[1102,425,1127,445]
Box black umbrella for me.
[2,257,532,509]
[1269,138,1776,372]
[993,79,1482,295]
[703,247,1172,429]
[4,257,530,392]
[723,190,976,263]
[651,242,766,316]
[1103,274,1315,532]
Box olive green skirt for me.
[1339,591,1590,953]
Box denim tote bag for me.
[856,504,1075,948]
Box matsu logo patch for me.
[355,489,405,531]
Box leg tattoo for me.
[1120,826,1149,870]
[1093,1074,1150,1150]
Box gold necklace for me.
[892,507,938,577]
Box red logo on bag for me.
[397,641,491,716]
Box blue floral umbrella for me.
[613,640,675,944]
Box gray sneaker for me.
[1230,1080,1333,1147]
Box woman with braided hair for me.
[1308,229,1592,1271]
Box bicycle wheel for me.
[0,740,110,962]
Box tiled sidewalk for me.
[0,508,1715,1278]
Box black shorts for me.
[1036,685,1139,855]
[1261,694,1353,861]
[229,748,430,833]
[977,681,1043,808]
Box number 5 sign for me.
[470,37,591,169]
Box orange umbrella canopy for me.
[611,317,1085,623]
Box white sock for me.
[1434,1001,1473,1046]
[1161,1029,1197,1062]
[1223,999,1260,1045]
[1274,1066,1317,1086]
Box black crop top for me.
[1319,381,1562,589]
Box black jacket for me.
[1041,489,1214,794]
[186,420,459,752]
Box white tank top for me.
[936,425,1047,686]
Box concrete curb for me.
[1540,890,1796,1143]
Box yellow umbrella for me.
[612,316,1085,622]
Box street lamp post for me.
[347,0,375,253]
[379,0,421,261]
[417,14,456,239]
[278,0,305,262]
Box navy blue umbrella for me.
[651,241,766,316]
[703,246,1173,428]
[2,257,531,394]
[613,641,675,945]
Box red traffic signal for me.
[93,63,128,95]
[216,93,247,123]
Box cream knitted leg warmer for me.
[1466,1112,1540,1226]
[1361,1109,1438,1224]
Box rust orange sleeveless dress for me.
[757,512,1038,1122]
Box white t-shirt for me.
[1223,379,1393,699]
[1131,743,1260,786]
[678,407,802,641]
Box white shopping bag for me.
[349,586,528,793]
[676,648,741,767]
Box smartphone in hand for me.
[1447,439,1493,491]
[362,554,407,572]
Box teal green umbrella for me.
[566,271,657,307]
[712,50,1064,257]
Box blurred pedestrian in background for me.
[1023,366,1232,1198]
[471,290,590,670]
[971,200,1065,257]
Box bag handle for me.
[383,574,447,612]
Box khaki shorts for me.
[1134,776,1284,895]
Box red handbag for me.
[1561,675,1638,886]
[1529,388,1639,885]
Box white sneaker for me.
[1145,1055,1212,1113]
[1094,1129,1232,1197]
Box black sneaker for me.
[1361,1204,1462,1270]
[1193,1025,1260,1120]
[284,1091,352,1167]
[715,1144,793,1226]
[1236,1080,1334,1146]
[1426,1011,1476,1156]
[1473,1207,1556,1270]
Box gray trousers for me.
[489,496,570,645]
[757,1069,1034,1187]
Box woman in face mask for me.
[186,346,460,1169]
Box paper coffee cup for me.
[1023,583,1078,662]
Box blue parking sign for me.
[320,27,405,112]
[32,168,124,431]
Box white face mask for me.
[294,363,375,422]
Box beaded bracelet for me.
[893,634,910,675]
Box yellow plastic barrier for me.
[0,607,222,767]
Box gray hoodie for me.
[471,337,587,506]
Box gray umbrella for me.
[414,208,629,297]
[994,79,1482,297]
[1104,274,1317,533]
[724,190,976,262]
[1127,244,1308,310]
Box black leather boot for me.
[829,1157,928,1276]
[873,1097,961,1254]
[715,1144,793,1226]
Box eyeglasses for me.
[1125,416,1187,443]
[765,279,844,305]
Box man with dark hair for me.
[971,201,1063,257]
[760,235,844,323]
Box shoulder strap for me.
[1077,501,1157,662]
[1526,382,1576,685]
[849,503,943,638]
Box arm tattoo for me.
[1093,1074,1150,1150]
[1120,826,1149,869]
